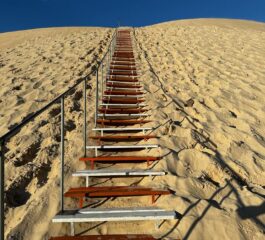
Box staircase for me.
[50,29,181,239]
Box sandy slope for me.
[1,19,265,239]
[133,18,265,239]
[0,27,112,136]
[0,27,112,239]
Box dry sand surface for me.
[1,19,265,239]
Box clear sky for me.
[1,0,265,33]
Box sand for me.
[1,19,265,239]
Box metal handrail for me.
[94,29,117,127]
[0,28,117,240]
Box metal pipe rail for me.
[0,28,117,240]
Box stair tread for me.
[65,186,170,197]
[90,135,156,140]
[80,156,160,161]
[50,234,156,240]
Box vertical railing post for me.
[106,52,109,86]
[60,96,65,212]
[0,139,4,240]
[95,67,99,127]
[83,79,87,157]
[101,62,104,101]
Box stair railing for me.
[94,29,117,128]
[0,28,117,240]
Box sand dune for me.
[1,19,265,239]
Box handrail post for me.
[0,139,4,240]
[60,96,65,212]
[107,51,110,88]
[83,79,87,157]
[95,67,99,127]
[101,62,104,102]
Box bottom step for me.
[50,235,156,240]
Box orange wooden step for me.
[104,90,144,95]
[79,155,160,169]
[115,45,132,48]
[112,55,135,59]
[113,55,134,59]
[111,60,135,64]
[115,47,133,50]
[113,51,133,57]
[99,108,148,114]
[110,66,137,71]
[102,98,145,104]
[107,76,138,81]
[65,186,171,208]
[106,83,141,88]
[50,235,156,240]
[114,52,134,55]
[111,58,135,63]
[113,51,133,54]
[90,135,156,141]
[109,71,137,76]
[115,45,133,47]
[96,119,151,126]
[107,78,139,83]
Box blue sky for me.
[0,0,265,33]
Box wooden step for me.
[107,75,138,79]
[99,108,148,114]
[116,40,133,44]
[111,60,135,64]
[110,66,137,70]
[107,79,139,83]
[64,186,171,208]
[111,61,135,66]
[107,75,138,80]
[102,98,145,104]
[115,48,133,51]
[97,119,151,125]
[113,54,134,58]
[112,55,134,59]
[50,234,156,240]
[114,51,134,54]
[80,155,160,169]
[112,57,135,62]
[111,63,136,68]
[109,71,137,76]
[106,83,141,88]
[90,135,156,141]
[109,69,138,73]
[112,50,134,57]
[115,47,133,49]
